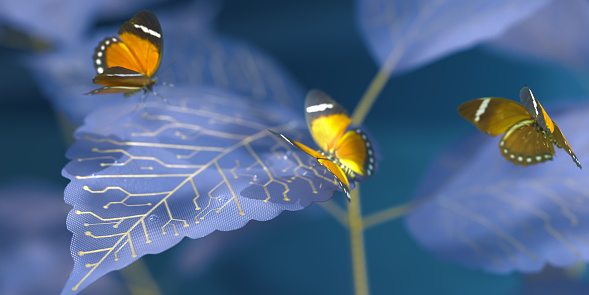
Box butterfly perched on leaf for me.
[86,10,163,97]
[268,90,376,201]
[458,86,581,169]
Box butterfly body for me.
[458,87,581,169]
[87,10,162,97]
[268,90,375,200]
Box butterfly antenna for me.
[152,90,169,104]
[158,60,176,76]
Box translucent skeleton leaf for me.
[355,0,552,75]
[406,101,589,273]
[61,87,341,294]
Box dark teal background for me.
[1,0,588,294]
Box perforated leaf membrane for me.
[61,87,342,294]
[406,102,589,273]
[355,0,551,75]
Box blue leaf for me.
[356,0,552,75]
[0,0,98,46]
[61,87,342,294]
[406,101,589,273]
[28,3,303,125]
[486,0,589,68]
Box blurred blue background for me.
[2,0,589,294]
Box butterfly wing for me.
[267,129,351,200]
[86,67,153,96]
[519,86,555,133]
[93,10,162,77]
[499,119,555,166]
[334,129,375,179]
[458,97,532,136]
[91,67,154,87]
[305,90,351,152]
[552,123,582,169]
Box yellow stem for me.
[348,185,369,295]
[363,202,414,230]
[120,258,163,295]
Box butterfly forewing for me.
[317,158,351,198]
[267,129,351,200]
[118,10,163,77]
[552,123,582,168]
[519,86,555,133]
[334,129,375,179]
[305,90,351,151]
[458,97,532,136]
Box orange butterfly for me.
[458,86,581,169]
[268,90,375,200]
[86,10,163,97]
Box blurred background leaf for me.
[0,181,128,295]
[486,0,589,69]
[406,100,589,273]
[355,0,552,75]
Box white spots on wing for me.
[112,37,117,42]
[510,154,515,160]
[100,45,105,50]
[536,155,542,162]
[306,103,334,113]
[503,148,508,154]
[97,67,104,74]
[526,156,532,163]
[474,98,490,122]
[95,59,101,65]
[133,24,161,38]
[96,52,103,57]
[517,155,523,162]
[105,40,110,45]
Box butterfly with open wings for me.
[268,90,376,201]
[458,86,581,169]
[86,10,163,97]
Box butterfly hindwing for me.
[334,129,375,179]
[499,119,555,166]
[458,97,532,136]
[91,67,153,87]
[305,90,351,151]
[86,86,143,96]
